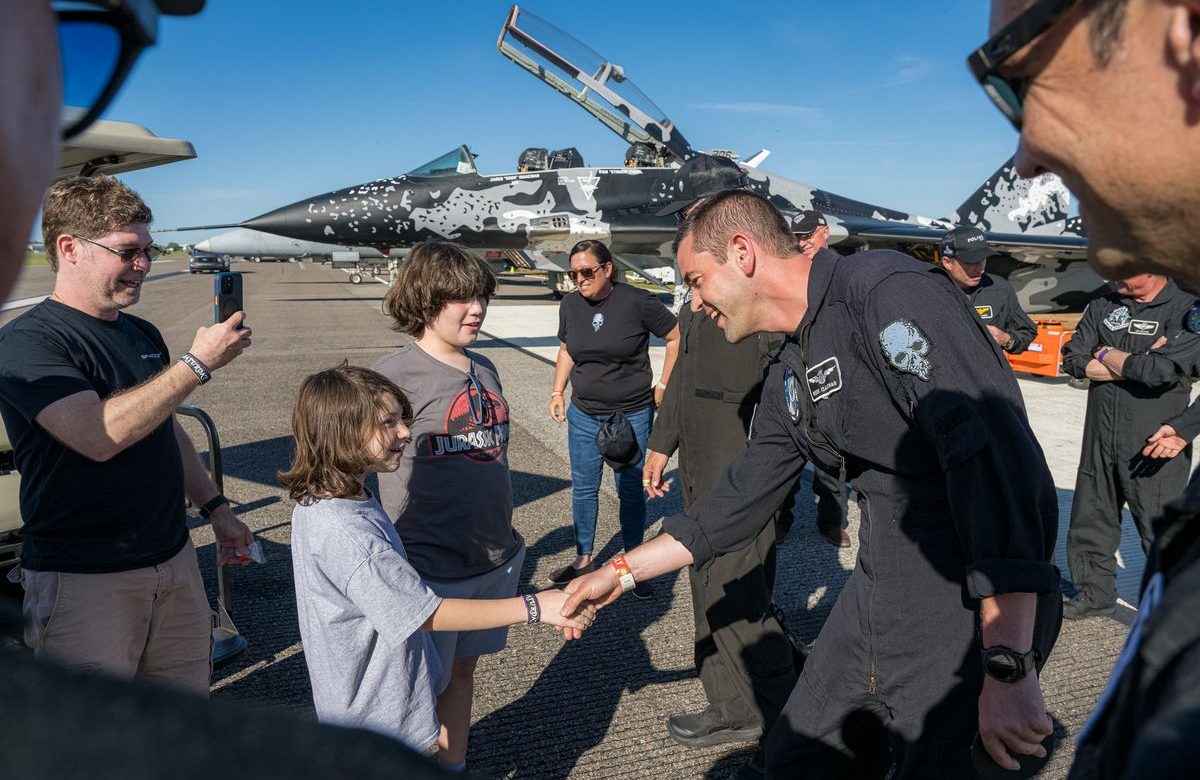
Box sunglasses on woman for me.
[568,263,610,282]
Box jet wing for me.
[836,217,1088,262]
[56,118,196,181]
[497,5,693,162]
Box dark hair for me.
[278,363,413,503]
[42,176,153,271]
[569,239,619,283]
[383,241,497,336]
[673,190,795,261]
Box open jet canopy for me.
[497,5,693,163]
[406,145,478,178]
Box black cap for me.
[939,226,994,263]
[791,210,828,234]
[595,412,642,469]
[655,154,749,216]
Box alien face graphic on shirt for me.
[592,313,604,332]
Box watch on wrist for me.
[198,494,229,519]
[981,645,1037,683]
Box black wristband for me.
[522,594,541,624]
[180,352,212,385]
[199,494,229,519]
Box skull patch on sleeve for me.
[879,319,932,381]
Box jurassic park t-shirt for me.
[373,344,521,580]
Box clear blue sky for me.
[98,0,1019,245]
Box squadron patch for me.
[879,319,932,381]
[1128,319,1160,337]
[974,305,994,320]
[806,357,843,402]
[1104,306,1131,332]
[784,367,802,423]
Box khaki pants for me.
[20,539,213,695]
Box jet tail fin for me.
[950,157,1071,233]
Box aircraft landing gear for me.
[349,272,363,284]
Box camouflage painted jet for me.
[191,5,1093,311]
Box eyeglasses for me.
[966,0,1077,130]
[57,1,162,139]
[72,234,162,264]
[568,263,609,282]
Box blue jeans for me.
[566,403,653,557]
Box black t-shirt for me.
[0,300,187,573]
[557,283,677,414]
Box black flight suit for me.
[647,303,798,733]
[962,272,1038,354]
[1067,470,1200,780]
[1060,281,1200,609]
[663,249,1061,779]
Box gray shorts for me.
[424,545,525,692]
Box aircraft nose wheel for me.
[349,272,363,284]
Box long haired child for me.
[279,364,589,755]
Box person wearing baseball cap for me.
[655,154,750,217]
[937,226,1037,355]
[644,159,798,767]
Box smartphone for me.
[214,272,243,325]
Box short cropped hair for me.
[383,241,497,336]
[674,190,795,261]
[42,175,153,271]
[278,363,413,503]
[1086,0,1126,65]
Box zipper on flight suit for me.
[861,492,877,695]
[799,322,866,688]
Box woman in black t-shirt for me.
[546,240,680,597]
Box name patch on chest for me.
[806,357,843,402]
[974,305,994,320]
[1128,319,1160,337]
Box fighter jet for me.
[193,227,395,263]
[182,5,1092,310]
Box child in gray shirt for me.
[280,365,592,754]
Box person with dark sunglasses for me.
[972,2,1200,778]
[547,239,680,595]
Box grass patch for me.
[25,252,47,267]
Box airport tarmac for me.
[2,261,1143,778]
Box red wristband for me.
[610,554,636,593]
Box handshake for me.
[538,554,642,641]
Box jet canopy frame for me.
[497,5,693,163]
[406,145,478,178]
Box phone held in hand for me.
[214,272,243,325]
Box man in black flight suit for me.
[937,226,1038,356]
[1059,273,1200,620]
[645,158,800,756]
[565,190,1061,778]
[792,210,851,548]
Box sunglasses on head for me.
[966,0,1077,130]
[568,263,609,282]
[57,0,163,140]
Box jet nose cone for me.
[194,239,212,252]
